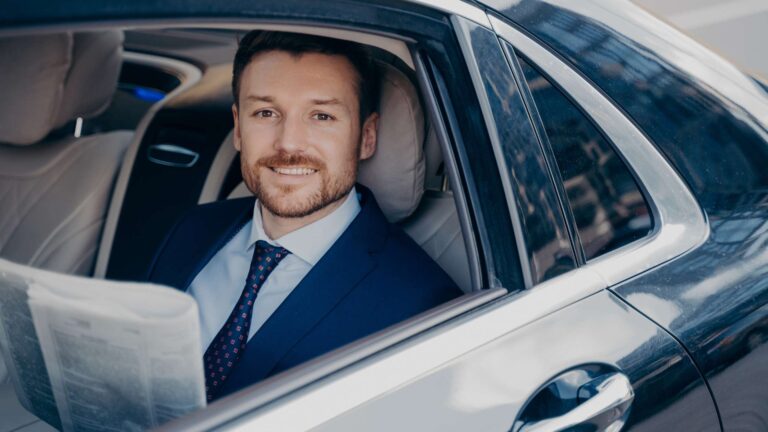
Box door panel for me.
[310,290,718,431]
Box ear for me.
[359,112,378,161]
[232,104,242,152]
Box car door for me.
[158,10,721,432]
[0,1,723,430]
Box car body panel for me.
[482,0,768,428]
[613,202,768,430]
[245,290,718,431]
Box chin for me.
[257,183,327,218]
[246,166,356,219]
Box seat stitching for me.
[34,217,102,269]
[2,141,90,258]
[0,139,78,179]
[0,186,23,254]
[0,186,17,248]
[432,228,462,261]
[65,244,98,275]
[35,137,129,266]
[28,189,103,265]
[5,143,85,238]
[0,185,13,205]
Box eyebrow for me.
[243,95,343,107]
[244,95,274,103]
[311,98,342,106]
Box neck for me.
[261,194,348,239]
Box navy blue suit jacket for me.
[146,186,462,399]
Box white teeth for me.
[272,167,317,175]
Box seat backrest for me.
[0,31,132,275]
[399,126,472,292]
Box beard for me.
[242,151,358,218]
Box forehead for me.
[239,50,361,104]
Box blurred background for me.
[635,0,768,80]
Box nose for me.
[274,115,307,153]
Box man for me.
[146,31,462,402]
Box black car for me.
[1,0,767,430]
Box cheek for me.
[239,123,274,154]
[316,123,360,163]
[305,123,344,144]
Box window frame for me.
[509,48,654,264]
[490,14,708,288]
[451,16,578,287]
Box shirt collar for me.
[249,187,361,265]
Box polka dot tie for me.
[203,240,290,402]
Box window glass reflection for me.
[517,56,652,259]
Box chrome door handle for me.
[147,144,200,168]
[519,373,634,432]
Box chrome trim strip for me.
[490,16,709,286]
[93,51,202,278]
[407,0,491,28]
[452,16,534,289]
[158,288,508,431]
[214,268,605,430]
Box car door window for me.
[516,55,652,259]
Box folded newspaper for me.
[0,258,206,432]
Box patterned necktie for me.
[203,240,290,401]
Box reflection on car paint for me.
[487,1,768,428]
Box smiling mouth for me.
[269,166,318,176]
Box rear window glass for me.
[517,55,652,259]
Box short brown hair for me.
[232,30,379,123]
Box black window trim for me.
[502,41,586,266]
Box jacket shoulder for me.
[145,197,254,285]
[376,224,464,302]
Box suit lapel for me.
[160,198,254,292]
[219,187,388,396]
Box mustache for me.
[256,152,324,170]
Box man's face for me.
[233,50,377,218]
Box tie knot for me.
[253,240,290,264]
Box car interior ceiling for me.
[0,24,477,431]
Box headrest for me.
[228,63,426,223]
[357,63,425,222]
[0,31,123,146]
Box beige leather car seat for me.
[0,31,132,276]
[202,63,473,292]
[0,32,131,431]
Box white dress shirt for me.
[188,187,361,353]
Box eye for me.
[254,109,276,118]
[312,112,334,121]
